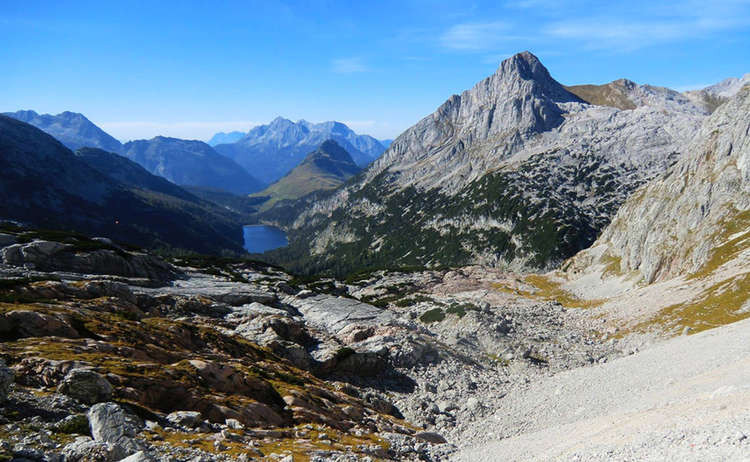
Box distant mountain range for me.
[684,73,750,113]
[253,139,360,210]
[3,110,123,153]
[214,117,386,184]
[4,110,386,194]
[0,115,247,254]
[121,137,264,194]
[208,131,245,146]
[3,110,263,195]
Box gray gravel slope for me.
[456,318,750,461]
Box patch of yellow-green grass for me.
[256,425,389,462]
[147,429,255,458]
[689,209,750,280]
[485,353,510,367]
[600,253,624,278]
[626,272,750,336]
[494,275,605,309]
[564,82,637,110]
[148,424,389,462]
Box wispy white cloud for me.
[440,21,514,51]
[99,120,259,143]
[331,57,368,73]
[544,15,750,51]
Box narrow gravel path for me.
[456,318,750,461]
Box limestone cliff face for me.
[569,85,750,284]
[266,52,707,275]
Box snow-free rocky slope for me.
[264,52,706,276]
[569,84,750,284]
[456,316,750,461]
[685,73,750,113]
[0,116,247,254]
[253,140,361,210]
[122,136,264,195]
[3,110,123,153]
[558,84,750,338]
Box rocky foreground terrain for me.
[0,222,647,461]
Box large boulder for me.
[118,451,156,462]
[62,437,125,462]
[12,357,89,388]
[87,403,144,456]
[0,310,79,339]
[166,410,203,429]
[58,369,114,404]
[0,240,180,282]
[0,359,14,402]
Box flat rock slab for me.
[137,273,276,305]
[284,294,397,335]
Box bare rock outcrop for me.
[1,240,180,282]
[568,84,750,284]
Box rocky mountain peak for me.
[361,51,584,193]
[493,51,582,103]
[2,109,123,153]
[315,139,349,158]
[269,116,295,127]
[611,78,637,89]
[500,51,551,84]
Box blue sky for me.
[2,0,749,141]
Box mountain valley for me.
[1,46,750,462]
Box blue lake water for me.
[243,225,288,253]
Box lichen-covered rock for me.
[12,357,89,388]
[88,402,144,456]
[0,240,180,282]
[62,437,125,462]
[57,369,114,404]
[0,359,14,402]
[166,410,203,428]
[0,310,79,339]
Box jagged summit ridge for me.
[498,51,584,103]
[364,52,586,192]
